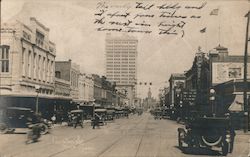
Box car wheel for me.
[222,141,229,156]
[0,123,8,134]
[40,124,48,135]
[178,131,184,148]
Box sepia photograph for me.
[0,0,249,156]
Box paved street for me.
[0,113,249,157]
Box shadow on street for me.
[175,146,222,156]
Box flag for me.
[200,27,206,33]
[210,8,219,15]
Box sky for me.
[1,0,249,98]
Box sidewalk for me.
[236,130,250,135]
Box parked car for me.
[92,108,107,126]
[106,108,115,121]
[178,117,235,156]
[67,109,84,126]
[0,107,48,134]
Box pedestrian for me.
[74,113,83,128]
[51,114,56,125]
[92,113,100,129]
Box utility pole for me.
[0,0,2,96]
[244,11,250,133]
[0,0,1,45]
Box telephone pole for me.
[243,11,250,133]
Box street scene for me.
[0,113,249,157]
[0,0,250,157]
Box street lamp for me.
[35,85,41,114]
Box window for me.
[22,48,25,76]
[50,61,54,82]
[40,56,44,80]
[0,46,10,73]
[55,71,61,78]
[43,57,46,81]
[38,55,41,80]
[47,59,49,82]
[33,53,37,79]
[28,50,31,78]
[36,30,44,47]
[23,31,31,40]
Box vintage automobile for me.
[93,108,107,125]
[106,108,115,121]
[115,107,123,118]
[153,109,162,120]
[177,116,235,156]
[123,108,130,118]
[137,108,143,116]
[67,109,84,126]
[0,107,49,134]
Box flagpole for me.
[200,28,206,51]
[0,0,1,45]
[205,29,207,52]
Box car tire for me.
[40,124,48,135]
[178,131,184,148]
[222,141,229,156]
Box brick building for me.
[55,60,80,101]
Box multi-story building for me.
[78,73,85,103]
[185,45,250,109]
[105,33,138,106]
[0,17,56,112]
[92,74,102,105]
[184,45,250,128]
[54,77,71,115]
[209,45,250,85]
[169,73,186,107]
[55,59,80,102]
[101,76,114,107]
[78,73,94,104]
[84,74,94,103]
[114,90,127,107]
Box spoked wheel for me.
[26,131,33,144]
[40,124,48,135]
[0,123,8,134]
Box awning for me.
[107,110,115,114]
[95,109,107,112]
[229,94,244,112]
[70,109,83,113]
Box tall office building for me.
[105,33,138,106]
